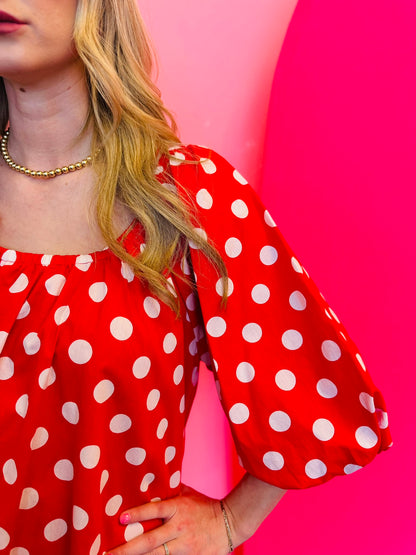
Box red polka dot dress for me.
[0,145,391,553]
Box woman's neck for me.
[3,64,92,171]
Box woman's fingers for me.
[105,523,176,555]
[120,498,177,525]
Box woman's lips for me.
[0,10,25,24]
[0,11,26,34]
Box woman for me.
[0,1,391,554]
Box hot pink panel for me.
[245,1,415,554]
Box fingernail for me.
[120,513,131,525]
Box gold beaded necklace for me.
[0,129,92,179]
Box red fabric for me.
[0,146,391,553]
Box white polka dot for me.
[260,246,278,265]
[19,487,39,510]
[10,548,30,555]
[54,305,70,325]
[189,227,208,249]
[44,519,67,542]
[355,426,378,449]
[356,353,367,371]
[144,297,161,319]
[30,427,49,450]
[251,284,270,304]
[62,402,79,425]
[179,394,185,413]
[147,389,160,411]
[312,418,335,441]
[73,505,89,530]
[3,459,17,484]
[231,199,249,218]
[54,459,74,481]
[121,261,135,282]
[263,451,284,471]
[23,332,41,355]
[359,392,376,413]
[105,495,123,517]
[133,356,151,379]
[110,414,132,433]
[328,307,341,323]
[126,448,146,466]
[242,323,262,343]
[269,411,291,432]
[200,157,217,174]
[317,378,338,399]
[216,277,234,297]
[282,329,303,350]
[233,169,248,184]
[305,459,327,479]
[169,470,181,489]
[140,473,155,492]
[185,293,197,311]
[0,331,8,352]
[291,257,303,273]
[89,534,101,555]
[225,237,242,258]
[196,188,213,209]
[376,409,389,429]
[165,446,176,464]
[188,339,198,356]
[173,365,184,385]
[191,365,199,386]
[0,527,10,549]
[289,291,307,311]
[93,380,115,403]
[264,210,276,227]
[275,369,296,391]
[229,403,249,424]
[100,470,109,493]
[344,464,362,475]
[9,273,29,293]
[45,274,66,296]
[1,249,17,266]
[80,445,100,469]
[68,340,93,364]
[89,282,108,303]
[41,254,53,266]
[236,362,255,383]
[38,367,56,389]
[157,418,168,439]
[0,357,14,380]
[16,394,29,418]
[110,317,133,341]
[75,254,93,271]
[322,340,341,361]
[124,522,144,542]
[163,333,177,354]
[206,316,227,338]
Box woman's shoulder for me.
[161,143,250,199]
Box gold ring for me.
[163,543,170,555]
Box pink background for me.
[138,1,414,553]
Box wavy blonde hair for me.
[0,0,227,311]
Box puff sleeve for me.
[172,145,392,490]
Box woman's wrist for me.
[222,472,287,548]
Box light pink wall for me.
[137,1,413,553]
[137,0,299,511]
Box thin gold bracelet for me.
[220,499,234,553]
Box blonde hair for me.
[0,0,227,311]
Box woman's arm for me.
[105,473,286,554]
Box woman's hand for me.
[104,485,233,555]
